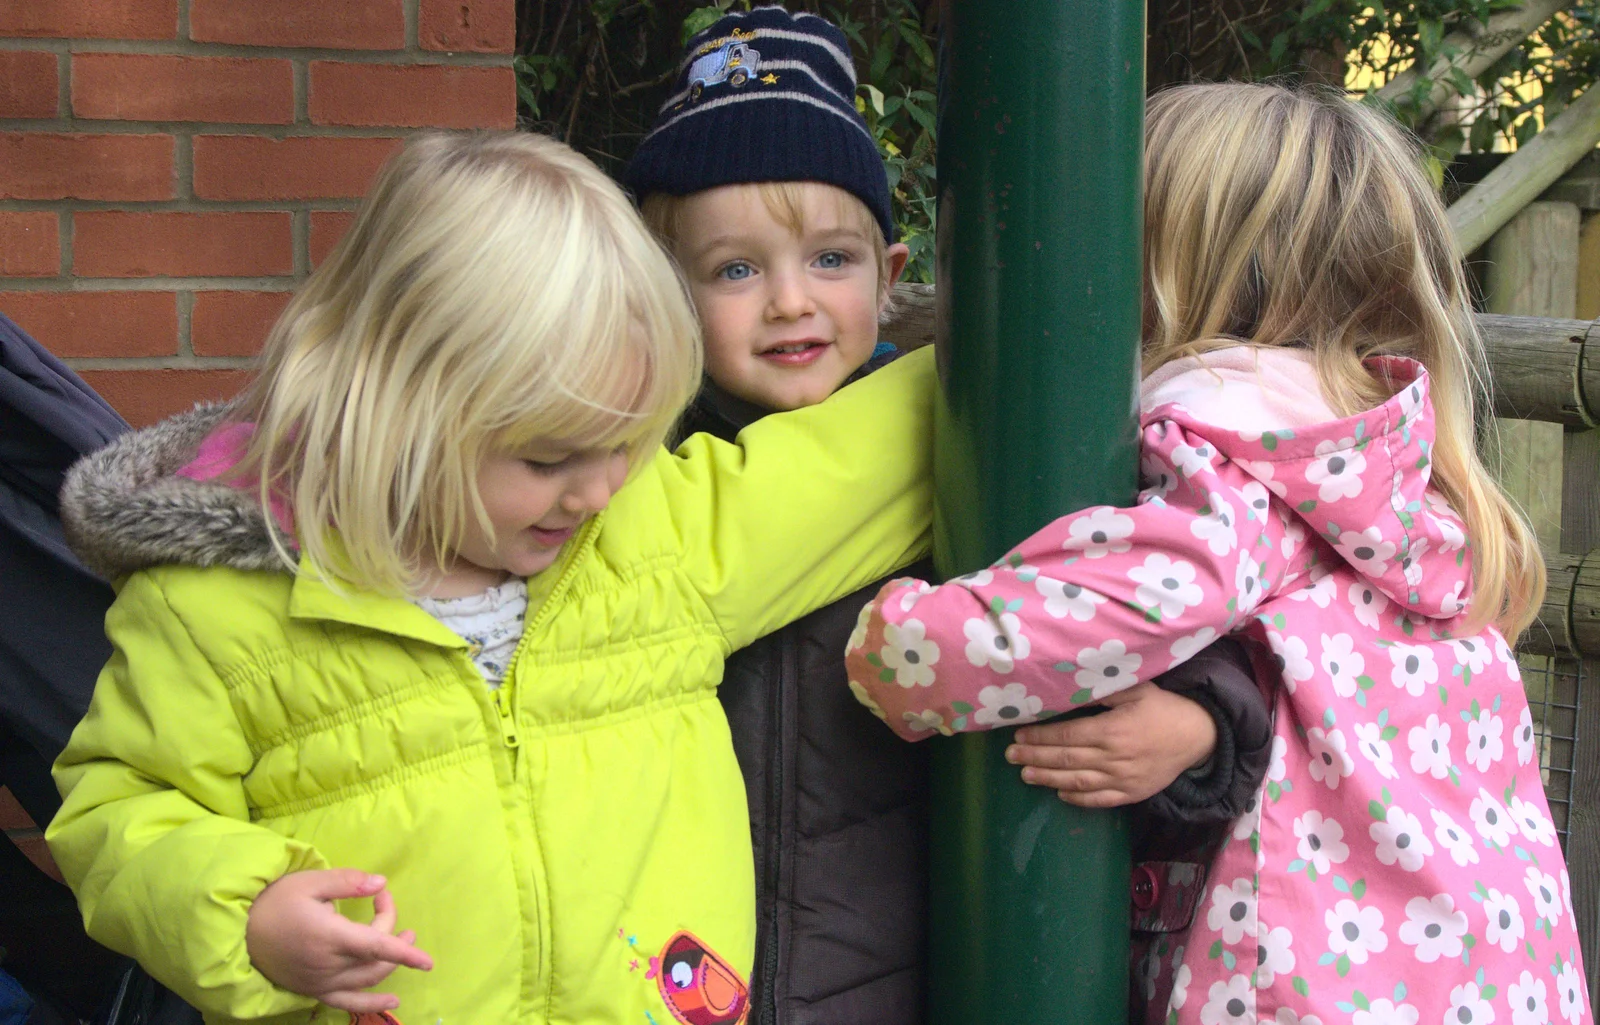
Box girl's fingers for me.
[318,988,402,1014]
[329,920,434,972]
[370,888,397,935]
[1057,787,1134,809]
[323,958,403,995]
[1018,766,1111,793]
[1008,743,1112,772]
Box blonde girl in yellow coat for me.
[48,132,934,1025]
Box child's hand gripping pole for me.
[245,868,433,1015]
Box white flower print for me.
[1509,971,1550,1025]
[1268,735,1288,782]
[1269,1009,1328,1025]
[1172,439,1218,478]
[955,568,994,587]
[1170,626,1221,668]
[1354,721,1400,780]
[1400,538,1430,588]
[1171,963,1192,1012]
[1325,898,1387,964]
[1138,945,1161,1001]
[1514,706,1537,767]
[1035,575,1107,622]
[1370,804,1433,870]
[1409,714,1453,780]
[1234,479,1273,522]
[1306,727,1355,790]
[1525,866,1562,928]
[1435,511,1467,553]
[1494,633,1523,682]
[1336,526,1398,578]
[1432,808,1480,866]
[881,620,941,688]
[1268,631,1315,694]
[1191,491,1239,556]
[1440,580,1468,617]
[896,579,934,613]
[1237,458,1288,498]
[1306,438,1367,502]
[1235,551,1267,614]
[1398,893,1468,963]
[973,682,1044,727]
[1074,639,1142,700]
[1290,565,1337,608]
[1450,636,1493,676]
[1465,709,1505,772]
[903,708,948,735]
[1293,810,1350,874]
[1141,451,1179,498]
[1319,632,1365,697]
[1232,790,1261,841]
[1352,999,1419,1025]
[1509,795,1557,847]
[1447,982,1497,1025]
[1280,516,1308,561]
[1556,959,1584,1024]
[963,613,1030,673]
[1200,974,1255,1025]
[1349,580,1391,630]
[1483,887,1525,953]
[1254,921,1294,986]
[848,679,887,721]
[1062,506,1135,559]
[1561,868,1574,919]
[848,603,873,651]
[1206,877,1256,944]
[1129,552,1205,619]
[1397,380,1425,421]
[1471,788,1517,848]
[1388,643,1439,697]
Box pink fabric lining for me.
[1140,345,1338,433]
[176,421,296,536]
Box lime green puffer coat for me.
[48,348,934,1025]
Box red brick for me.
[190,0,403,49]
[0,0,177,40]
[0,133,173,201]
[74,54,291,124]
[79,368,251,427]
[420,0,514,54]
[310,62,513,129]
[0,787,31,830]
[192,289,291,356]
[0,51,58,118]
[75,211,293,278]
[1,290,176,357]
[0,212,60,277]
[193,135,403,200]
[309,211,356,268]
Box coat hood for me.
[60,403,290,581]
[1145,354,1471,622]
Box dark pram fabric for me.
[0,312,201,1024]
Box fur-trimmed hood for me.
[61,403,292,581]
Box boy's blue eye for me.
[815,251,848,270]
[718,262,754,281]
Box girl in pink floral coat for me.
[845,83,1590,1025]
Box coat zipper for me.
[760,630,798,1025]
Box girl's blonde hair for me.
[1142,83,1544,638]
[232,131,703,596]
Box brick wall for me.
[0,0,516,426]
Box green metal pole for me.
[930,2,1145,1023]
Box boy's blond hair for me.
[231,131,703,596]
[1142,83,1544,638]
[641,182,896,310]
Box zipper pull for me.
[490,687,520,748]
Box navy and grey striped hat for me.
[624,6,894,241]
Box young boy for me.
[625,9,1271,1023]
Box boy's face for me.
[674,182,908,411]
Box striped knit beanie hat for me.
[624,6,894,241]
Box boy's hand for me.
[1005,682,1217,808]
[245,868,433,1014]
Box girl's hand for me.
[1005,682,1217,808]
[245,868,433,1014]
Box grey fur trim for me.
[60,403,296,580]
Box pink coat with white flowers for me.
[845,348,1591,1025]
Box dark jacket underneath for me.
[682,359,1273,1025]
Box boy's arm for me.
[661,345,935,652]
[48,571,326,1020]
[844,417,1293,742]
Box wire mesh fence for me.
[1522,653,1584,849]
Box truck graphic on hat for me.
[688,41,762,101]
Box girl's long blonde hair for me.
[1142,83,1544,638]
[231,131,703,596]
